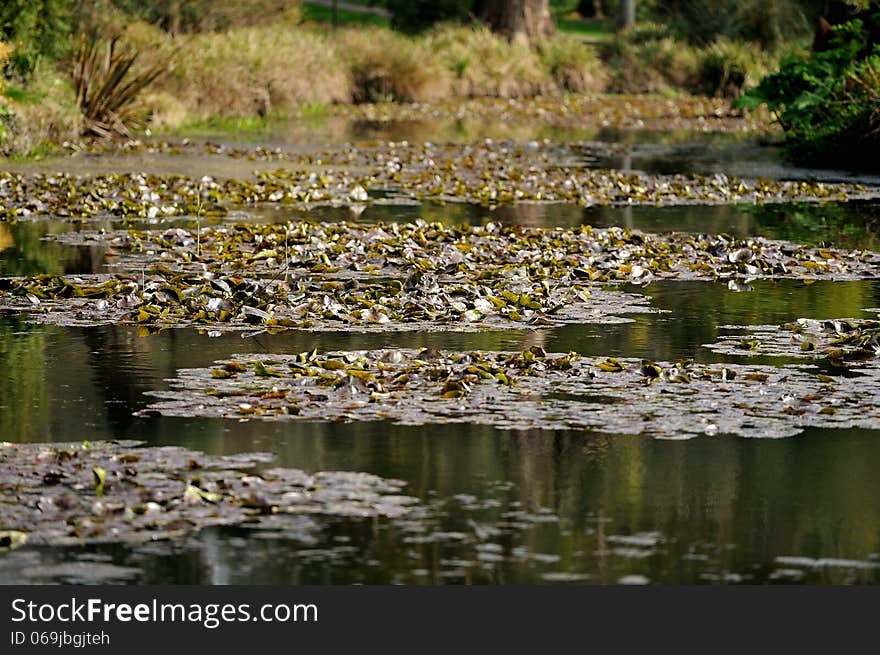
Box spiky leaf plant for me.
[72,36,164,139]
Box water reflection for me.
[0,221,106,276]
[0,422,877,584]
[1,269,879,584]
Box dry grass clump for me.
[427,24,556,98]
[606,30,701,94]
[536,35,609,93]
[166,26,349,118]
[604,23,783,97]
[8,98,81,150]
[334,27,450,103]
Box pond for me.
[1,115,879,584]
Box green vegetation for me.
[0,0,71,81]
[555,16,613,40]
[604,22,780,96]
[0,0,866,160]
[385,0,471,33]
[738,9,880,168]
[653,0,821,49]
[301,3,390,28]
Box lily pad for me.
[0,440,416,546]
[2,139,875,222]
[141,347,880,439]
[706,317,880,367]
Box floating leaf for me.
[93,466,106,497]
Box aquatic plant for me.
[3,219,880,335]
[0,139,867,220]
[706,316,880,366]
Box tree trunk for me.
[167,0,181,36]
[618,0,635,30]
[479,0,554,45]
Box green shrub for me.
[652,0,816,48]
[737,13,880,167]
[0,0,72,81]
[698,38,777,97]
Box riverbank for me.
[0,9,788,158]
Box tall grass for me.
[605,23,785,97]
[536,34,608,93]
[170,27,349,117]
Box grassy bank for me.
[0,9,789,155]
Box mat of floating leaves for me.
[0,271,653,331]
[140,348,880,440]
[1,148,875,220]
[0,440,416,549]
[48,220,880,283]
[6,221,880,331]
[270,140,867,206]
[262,159,873,208]
[705,316,880,366]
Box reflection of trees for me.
[740,202,880,251]
[0,222,104,276]
[492,426,880,583]
[109,422,880,584]
[489,203,582,227]
[0,319,49,442]
[82,327,164,433]
[548,278,879,363]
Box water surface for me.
[1,129,879,584]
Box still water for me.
[1,132,879,584]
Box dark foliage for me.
[385,0,474,33]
